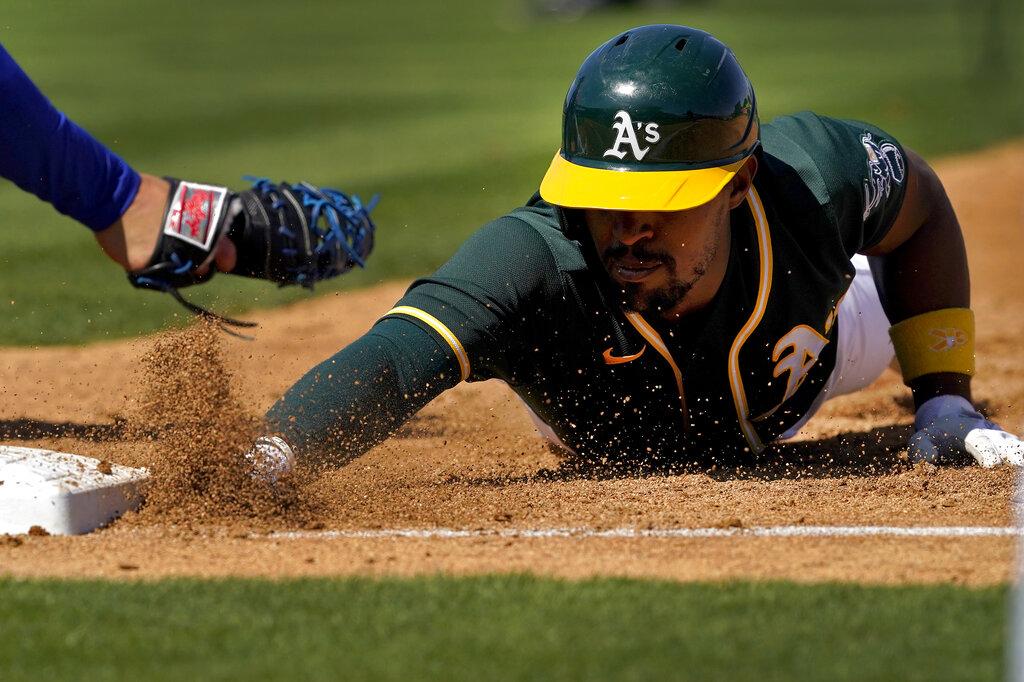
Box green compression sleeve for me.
[265,317,460,466]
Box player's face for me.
[584,160,757,319]
[584,195,733,318]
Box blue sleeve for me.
[0,42,140,231]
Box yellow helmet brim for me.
[539,152,747,211]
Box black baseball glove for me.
[129,177,377,332]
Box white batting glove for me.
[910,395,1024,467]
[244,435,296,483]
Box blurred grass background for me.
[1,0,1021,345]
[0,576,1008,681]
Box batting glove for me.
[910,395,1024,467]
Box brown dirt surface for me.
[1,142,1022,585]
[120,321,317,527]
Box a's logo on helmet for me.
[603,110,660,161]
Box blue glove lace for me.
[243,176,379,287]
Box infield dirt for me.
[1,143,1022,584]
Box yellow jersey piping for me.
[727,187,773,453]
[383,306,471,382]
[624,311,689,430]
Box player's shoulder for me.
[761,111,905,206]
[762,111,899,151]
[479,194,589,273]
[429,194,587,304]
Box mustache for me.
[602,243,675,269]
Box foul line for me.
[270,525,1023,540]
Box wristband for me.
[889,308,974,383]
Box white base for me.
[0,445,149,535]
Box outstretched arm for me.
[0,43,235,273]
[863,149,1022,466]
[0,42,139,232]
[251,213,565,479]
[264,317,460,469]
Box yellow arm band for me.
[889,307,975,383]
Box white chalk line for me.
[270,525,1024,540]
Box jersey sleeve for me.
[379,215,565,383]
[265,215,565,462]
[265,317,461,462]
[0,42,140,230]
[770,112,909,255]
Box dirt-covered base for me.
[1,143,1022,585]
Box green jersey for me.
[269,112,908,463]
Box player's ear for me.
[725,155,758,209]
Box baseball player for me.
[0,42,377,325]
[251,24,1023,479]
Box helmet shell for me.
[541,25,759,210]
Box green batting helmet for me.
[540,25,759,211]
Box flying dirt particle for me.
[27,525,50,537]
[96,460,114,475]
[914,461,938,476]
[717,517,744,529]
[121,321,323,531]
[118,563,139,571]
[1,534,23,547]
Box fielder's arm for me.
[2,43,377,327]
[0,43,235,273]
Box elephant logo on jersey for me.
[861,133,906,221]
[771,325,830,404]
[603,111,660,161]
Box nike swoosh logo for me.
[602,345,647,365]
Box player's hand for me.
[244,436,296,484]
[127,176,377,293]
[909,395,1024,467]
[120,175,377,330]
[96,173,240,274]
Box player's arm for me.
[0,43,140,236]
[253,317,462,478]
[250,217,562,480]
[861,148,970,405]
[0,44,230,276]
[1,43,375,321]
[861,150,1022,466]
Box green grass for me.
[0,575,1007,681]
[0,0,1021,344]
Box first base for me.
[0,445,149,535]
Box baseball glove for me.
[129,177,378,332]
